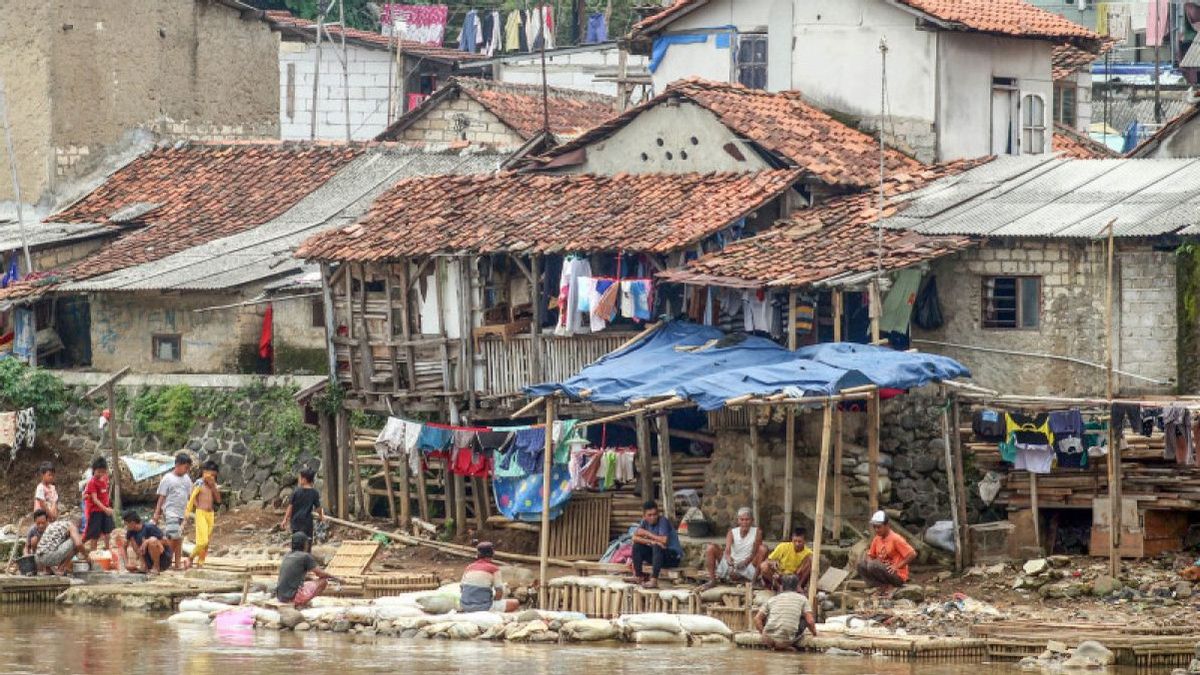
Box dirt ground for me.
[0,438,90,525]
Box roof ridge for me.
[451,76,616,103]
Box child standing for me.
[154,454,193,571]
[281,467,323,552]
[185,461,220,567]
[82,456,115,557]
[33,462,59,521]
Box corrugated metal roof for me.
[62,149,502,292]
[880,155,1200,238]
[0,222,113,251]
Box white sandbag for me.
[619,613,684,634]
[310,597,366,608]
[453,612,508,629]
[344,606,379,624]
[505,620,550,641]
[547,576,585,587]
[733,632,765,647]
[418,621,456,638]
[393,613,456,631]
[299,607,344,622]
[167,611,213,625]
[372,592,429,607]
[527,610,588,623]
[678,614,733,637]
[253,608,281,625]
[178,599,235,614]
[374,605,425,621]
[699,585,743,603]
[562,619,620,642]
[417,595,459,614]
[694,634,732,646]
[444,622,482,640]
[631,629,688,644]
[657,589,692,602]
[480,623,508,640]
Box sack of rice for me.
[562,619,620,642]
[678,614,733,638]
[167,611,213,625]
[631,629,688,645]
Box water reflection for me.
[0,606,1065,675]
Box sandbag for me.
[563,619,620,642]
[344,606,379,624]
[619,613,683,634]
[418,621,457,638]
[657,589,692,602]
[694,634,732,646]
[453,612,508,629]
[417,595,459,614]
[178,599,235,614]
[167,611,212,625]
[733,632,765,647]
[444,622,482,640]
[480,623,508,640]
[678,614,733,637]
[253,608,282,625]
[374,605,425,621]
[372,592,431,607]
[631,629,688,644]
[924,520,956,553]
[310,597,365,608]
[699,585,743,603]
[506,620,550,641]
[299,607,344,622]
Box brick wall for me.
[914,239,1178,396]
[279,40,397,141]
[392,94,527,146]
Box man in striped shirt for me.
[460,542,519,613]
[754,574,817,650]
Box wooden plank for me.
[868,390,881,514]
[950,396,971,566]
[381,456,398,526]
[325,540,383,577]
[833,407,844,540]
[749,419,761,526]
[528,254,542,382]
[538,397,556,608]
[809,404,833,608]
[398,259,418,392]
[320,263,339,380]
[636,413,652,500]
[783,407,796,540]
[942,398,963,571]
[657,415,674,515]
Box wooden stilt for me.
[416,452,430,523]
[318,412,335,518]
[636,413,653,500]
[867,390,881,515]
[381,456,398,526]
[833,290,843,342]
[336,410,350,519]
[529,254,543,382]
[657,415,674,517]
[783,407,796,540]
[749,418,761,527]
[788,290,798,350]
[538,397,556,608]
[809,403,834,608]
[471,476,487,529]
[398,453,411,529]
[950,396,971,566]
[349,427,364,517]
[1030,472,1041,556]
[1105,219,1119,577]
[833,407,844,542]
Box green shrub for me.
[132,385,197,451]
[0,359,73,430]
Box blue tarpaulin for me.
[526,321,969,411]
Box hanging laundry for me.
[14,407,34,454]
[1147,0,1169,47]
[480,11,495,56]
[878,269,923,335]
[510,427,547,476]
[1163,406,1194,465]
[381,4,450,45]
[457,10,480,52]
[259,304,273,360]
[416,424,453,454]
[1055,436,1088,469]
[620,279,653,321]
[794,297,815,335]
[1005,412,1054,446]
[576,276,594,314]
[1047,409,1084,438]
[615,450,635,483]
[493,464,572,521]
[585,11,608,43]
[743,289,773,333]
[504,11,522,52]
[525,7,540,50]
[555,255,592,336]
[1110,402,1141,434]
[451,446,493,477]
[0,253,18,288]
[1141,407,1162,437]
[542,4,555,49]
[517,10,530,52]
[375,418,408,459]
[591,279,620,328]
[973,409,1006,442]
[1084,421,1108,458]
[12,308,33,362]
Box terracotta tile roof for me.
[635,0,1097,42]
[1052,41,1110,80]
[376,78,617,142]
[1053,123,1118,159]
[0,143,364,299]
[658,162,984,288]
[263,10,474,62]
[538,79,922,190]
[296,169,801,260]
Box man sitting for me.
[702,507,766,588]
[762,526,813,591]
[754,573,817,651]
[276,532,342,608]
[460,542,519,612]
[631,500,683,589]
[122,511,172,575]
[856,511,916,597]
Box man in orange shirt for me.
[857,511,916,596]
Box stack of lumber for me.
[997,461,1200,511]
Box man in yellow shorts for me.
[761,527,813,591]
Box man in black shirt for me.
[281,468,323,552]
[122,511,172,574]
[277,532,341,607]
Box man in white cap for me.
[856,511,916,597]
[701,506,767,589]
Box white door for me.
[991,88,1017,155]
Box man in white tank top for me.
[701,507,767,588]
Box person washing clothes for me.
[459,542,519,612]
[185,460,220,567]
[857,511,916,597]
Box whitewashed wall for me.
[279,40,396,141]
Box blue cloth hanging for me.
[493,464,573,521]
[1,253,18,288]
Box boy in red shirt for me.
[82,456,116,558]
[856,511,916,597]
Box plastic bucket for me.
[16,555,36,576]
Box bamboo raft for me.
[545,580,631,618]
[203,558,280,575]
[0,576,71,603]
[972,621,1200,668]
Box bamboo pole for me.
[867,389,881,515]
[324,515,574,567]
[381,456,398,526]
[105,385,123,517]
[1030,472,1041,556]
[809,403,834,608]
[941,398,962,571]
[538,397,556,608]
[398,452,411,528]
[398,259,417,392]
[833,290,843,342]
[950,396,971,566]
[749,418,761,527]
[336,409,350,518]
[788,290,798,350]
[869,280,881,344]
[833,406,844,541]
[783,406,796,540]
[657,414,674,517]
[1105,220,1119,577]
[529,254,542,382]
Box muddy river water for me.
[0,606,1147,674]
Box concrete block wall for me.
[279,41,398,141]
[915,240,1177,397]
[393,95,527,146]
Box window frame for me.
[1021,93,1047,155]
[981,276,1042,331]
[735,33,768,90]
[1053,81,1077,127]
[151,334,182,362]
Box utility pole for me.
[0,78,34,274]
